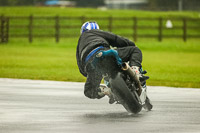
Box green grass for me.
[143,51,200,88]
[0,7,200,88]
[0,7,199,18]
[0,38,200,88]
[0,38,83,82]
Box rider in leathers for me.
[76,22,144,101]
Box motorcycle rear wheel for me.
[110,72,142,114]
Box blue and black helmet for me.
[80,21,99,34]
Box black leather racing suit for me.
[76,29,142,98]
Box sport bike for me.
[93,49,152,113]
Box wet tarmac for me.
[0,78,200,133]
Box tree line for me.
[0,0,104,7]
[0,0,199,11]
[149,0,200,11]
[0,0,46,6]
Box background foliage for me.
[0,0,199,11]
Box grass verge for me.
[0,38,199,88]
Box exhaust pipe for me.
[121,63,142,95]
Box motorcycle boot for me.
[97,85,115,104]
[143,95,153,111]
[131,66,141,79]
[131,66,149,83]
[131,66,152,110]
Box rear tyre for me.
[110,72,142,113]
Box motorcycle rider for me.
[76,21,152,110]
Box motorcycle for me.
[93,49,153,113]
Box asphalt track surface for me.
[0,78,200,133]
